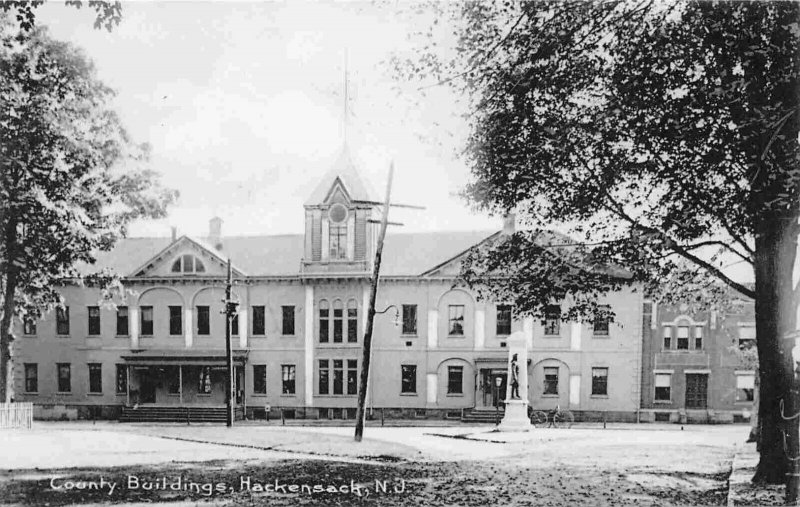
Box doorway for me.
[140,372,156,404]
[685,373,708,409]
[480,369,507,408]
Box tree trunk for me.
[0,219,18,404]
[748,380,760,445]
[751,219,799,499]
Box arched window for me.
[319,300,330,343]
[332,300,344,343]
[347,299,358,343]
[171,255,205,274]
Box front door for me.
[685,374,708,409]
[140,374,156,404]
[492,373,507,408]
[480,369,507,408]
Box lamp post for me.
[495,376,502,425]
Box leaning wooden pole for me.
[224,259,234,427]
[354,163,394,442]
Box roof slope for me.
[84,229,497,278]
[304,145,377,205]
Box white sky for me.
[38,1,499,238]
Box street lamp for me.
[495,376,503,425]
[375,305,401,327]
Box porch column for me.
[130,307,139,349]
[179,365,183,405]
[304,285,314,407]
[474,304,485,350]
[238,308,248,348]
[126,366,131,405]
[184,307,193,348]
[427,309,438,349]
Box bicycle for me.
[530,405,574,428]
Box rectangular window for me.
[402,304,417,335]
[140,306,153,336]
[347,303,357,343]
[333,359,344,395]
[655,373,672,401]
[169,306,182,335]
[543,366,559,395]
[116,306,128,336]
[663,326,672,349]
[167,366,180,394]
[447,365,463,394]
[281,306,295,335]
[736,373,755,402]
[57,363,71,393]
[330,224,347,260]
[24,363,37,393]
[116,364,127,394]
[319,304,329,343]
[231,312,239,336]
[401,364,416,394]
[198,366,212,394]
[694,326,703,350]
[593,306,610,336]
[252,306,266,336]
[677,326,689,350]
[88,363,102,393]
[347,359,357,395]
[739,324,756,349]
[448,305,465,336]
[23,318,36,336]
[281,365,296,394]
[333,304,343,343]
[197,306,210,335]
[544,304,560,336]
[318,360,329,395]
[496,304,512,335]
[88,306,101,335]
[253,365,267,394]
[56,306,70,335]
[591,367,608,396]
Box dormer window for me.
[171,254,205,274]
[328,203,348,260]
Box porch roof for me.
[121,349,248,365]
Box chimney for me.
[170,226,177,242]
[502,213,516,236]
[209,217,223,250]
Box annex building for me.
[12,148,645,422]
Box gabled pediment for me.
[325,178,352,206]
[130,236,246,278]
[420,232,501,277]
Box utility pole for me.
[223,259,237,427]
[354,164,394,442]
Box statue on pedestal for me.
[498,331,533,431]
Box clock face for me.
[329,203,348,224]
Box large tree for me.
[394,0,800,500]
[0,20,176,403]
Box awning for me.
[121,349,249,366]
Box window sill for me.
[542,394,559,398]
[543,334,561,338]
[446,393,464,397]
[87,392,103,396]
[315,394,357,398]
[654,400,672,404]
[400,392,418,396]
[23,392,38,395]
[592,335,610,339]
[56,392,72,395]
[590,395,609,399]
[57,335,70,338]
[401,334,418,338]
[447,335,466,339]
[280,394,296,398]
[251,393,268,397]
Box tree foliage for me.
[0,1,122,32]
[0,21,177,401]
[394,0,800,495]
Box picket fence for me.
[0,402,33,429]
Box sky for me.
[37,1,498,239]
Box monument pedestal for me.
[497,399,533,432]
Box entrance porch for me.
[119,350,248,422]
